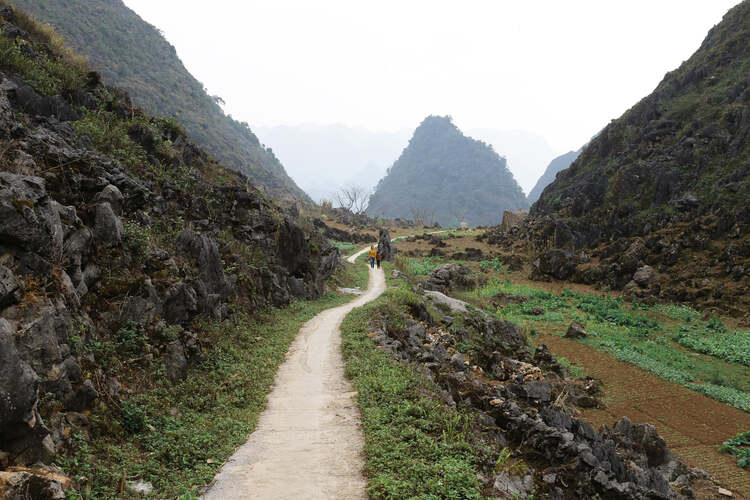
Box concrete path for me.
[202,248,385,500]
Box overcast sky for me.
[123,0,739,153]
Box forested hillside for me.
[527,149,581,203]
[10,0,311,203]
[367,116,528,226]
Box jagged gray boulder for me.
[532,248,579,280]
[0,265,21,307]
[175,229,232,315]
[163,282,198,324]
[633,265,655,287]
[422,263,475,292]
[0,468,70,499]
[0,318,41,459]
[165,340,188,382]
[93,202,123,246]
[94,184,124,215]
[0,172,64,259]
[376,228,396,261]
[565,321,588,339]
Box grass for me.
[329,240,356,253]
[397,255,447,276]
[340,283,493,499]
[55,264,368,499]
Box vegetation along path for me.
[541,335,750,497]
[202,247,385,499]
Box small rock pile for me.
[421,263,477,293]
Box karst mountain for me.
[367,115,528,226]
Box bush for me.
[120,400,146,434]
[720,430,750,468]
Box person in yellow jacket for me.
[368,246,377,268]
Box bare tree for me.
[450,208,467,228]
[410,207,437,227]
[335,185,370,214]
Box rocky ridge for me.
[0,5,338,493]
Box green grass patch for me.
[399,256,447,276]
[329,240,357,253]
[341,286,492,499]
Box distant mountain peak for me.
[367,115,528,226]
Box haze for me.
[123,0,740,193]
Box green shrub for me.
[120,400,147,434]
[478,258,504,272]
[720,430,750,468]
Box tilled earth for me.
[541,335,750,498]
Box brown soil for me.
[540,335,750,498]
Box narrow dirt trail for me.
[202,250,384,500]
[541,335,750,498]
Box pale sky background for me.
[123,0,739,178]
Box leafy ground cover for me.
[340,273,494,499]
[720,430,750,469]
[56,263,369,499]
[329,240,357,253]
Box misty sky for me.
[123,0,739,154]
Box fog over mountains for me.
[256,123,560,201]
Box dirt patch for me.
[540,335,750,498]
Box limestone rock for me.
[500,210,528,232]
[532,248,579,280]
[0,265,21,307]
[93,202,123,246]
[376,228,396,261]
[565,321,588,339]
[633,265,655,287]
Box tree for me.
[335,185,370,214]
[409,207,436,227]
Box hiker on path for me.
[368,246,377,268]
[376,252,382,269]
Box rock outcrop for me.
[376,228,396,261]
[421,263,476,293]
[0,8,339,472]
[368,292,719,498]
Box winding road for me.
[202,245,384,499]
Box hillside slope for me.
[513,0,750,313]
[0,4,340,496]
[367,116,528,226]
[10,0,311,203]
[527,149,581,204]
